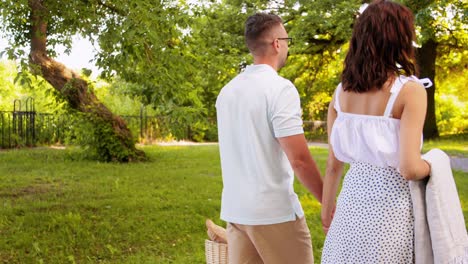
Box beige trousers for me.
[226,216,314,264]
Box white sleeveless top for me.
[330,75,432,169]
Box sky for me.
[54,36,101,77]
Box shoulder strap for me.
[334,83,343,112]
[383,77,406,117]
[383,75,433,117]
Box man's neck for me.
[253,57,278,71]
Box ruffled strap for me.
[383,75,433,117]
[334,83,343,113]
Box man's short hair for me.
[245,13,283,55]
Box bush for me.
[436,94,468,135]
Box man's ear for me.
[272,39,280,53]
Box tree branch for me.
[77,0,126,16]
[96,0,126,16]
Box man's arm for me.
[278,134,323,202]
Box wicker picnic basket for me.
[205,239,228,264]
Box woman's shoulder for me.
[396,77,428,115]
[399,77,427,99]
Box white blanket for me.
[410,148,468,264]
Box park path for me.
[451,157,468,173]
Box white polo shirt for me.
[215,64,305,225]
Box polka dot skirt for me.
[322,162,414,264]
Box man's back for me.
[216,64,305,225]
[215,13,321,263]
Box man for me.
[215,13,323,263]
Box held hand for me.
[321,203,336,235]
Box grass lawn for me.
[0,145,467,263]
[422,133,468,157]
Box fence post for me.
[25,97,36,147]
[140,104,148,140]
[8,112,11,148]
[13,99,22,147]
[140,105,144,139]
[1,113,3,148]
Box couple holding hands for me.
[215,1,466,263]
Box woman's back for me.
[321,1,432,263]
[338,77,401,118]
[330,75,429,169]
[323,76,428,263]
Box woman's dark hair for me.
[342,0,418,92]
[245,13,282,55]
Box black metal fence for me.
[0,98,71,149]
[1,98,37,148]
[0,98,326,149]
[121,114,192,143]
[0,98,195,149]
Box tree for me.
[0,0,142,161]
[400,0,466,138]
[189,0,467,138]
[184,0,362,124]
[181,0,273,140]
[0,0,191,160]
[2,0,463,147]
[282,0,467,138]
[280,0,362,121]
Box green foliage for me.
[180,1,258,141]
[93,79,144,116]
[0,61,142,159]
[281,49,346,120]
[436,93,468,135]
[0,60,65,112]
[93,1,210,142]
[64,78,142,162]
[63,113,134,162]
[435,45,468,135]
[1,0,467,141]
[276,0,360,121]
[92,118,139,162]
[284,0,361,54]
[405,0,467,46]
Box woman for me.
[321,0,432,263]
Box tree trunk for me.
[416,39,439,139]
[28,0,145,161]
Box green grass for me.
[422,133,468,156]
[0,145,466,263]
